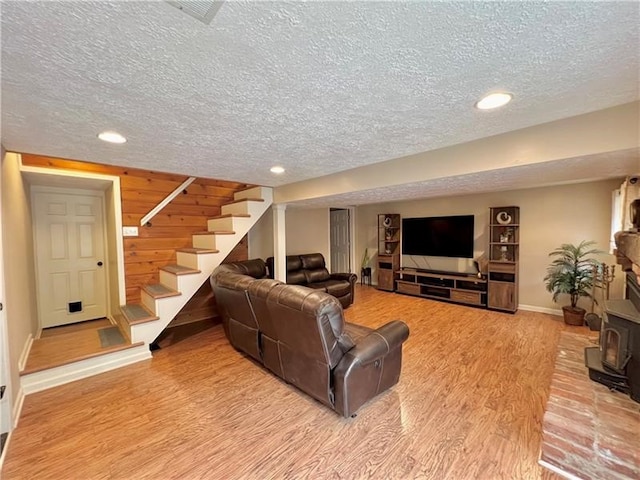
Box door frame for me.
[328,206,356,273]
[31,186,110,330]
[20,162,126,326]
[0,153,12,464]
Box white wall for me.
[357,179,624,311]
[1,152,39,408]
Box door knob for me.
[97,261,103,267]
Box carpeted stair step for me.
[176,247,219,254]
[192,230,235,235]
[159,264,201,275]
[208,213,250,220]
[121,304,159,325]
[142,283,181,299]
[225,197,264,205]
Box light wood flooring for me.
[3,285,579,479]
[23,319,139,375]
[39,318,112,338]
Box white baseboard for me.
[538,458,582,480]
[519,304,563,317]
[21,346,151,395]
[18,334,33,372]
[11,387,24,429]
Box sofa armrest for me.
[330,272,357,284]
[333,320,409,416]
[344,320,409,366]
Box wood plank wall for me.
[21,154,253,317]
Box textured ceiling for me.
[1,1,639,204]
[290,149,640,208]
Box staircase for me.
[118,185,272,345]
[20,186,272,394]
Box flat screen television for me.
[402,215,474,258]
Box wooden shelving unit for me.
[377,214,400,291]
[396,269,487,307]
[487,206,520,312]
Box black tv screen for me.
[402,215,474,258]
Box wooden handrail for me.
[140,177,196,226]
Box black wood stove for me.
[585,272,640,403]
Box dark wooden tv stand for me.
[395,268,487,307]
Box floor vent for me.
[166,1,224,25]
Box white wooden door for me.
[330,209,351,273]
[33,190,107,328]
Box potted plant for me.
[544,240,602,325]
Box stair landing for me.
[22,321,143,375]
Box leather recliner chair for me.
[210,259,410,417]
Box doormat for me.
[98,326,126,348]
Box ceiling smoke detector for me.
[166,1,224,25]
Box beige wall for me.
[248,206,330,263]
[286,207,330,260]
[1,152,38,407]
[248,208,274,261]
[357,179,624,312]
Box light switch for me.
[123,226,139,237]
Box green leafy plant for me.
[361,248,371,270]
[544,241,602,310]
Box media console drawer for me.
[397,281,421,295]
[451,289,482,304]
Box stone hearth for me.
[540,331,639,479]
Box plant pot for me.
[562,306,586,326]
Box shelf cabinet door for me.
[488,281,516,311]
[378,268,395,291]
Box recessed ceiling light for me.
[475,92,513,110]
[98,131,127,144]
[270,166,285,174]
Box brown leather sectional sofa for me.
[210,259,410,417]
[266,253,357,308]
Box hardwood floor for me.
[39,318,112,338]
[23,320,141,374]
[3,286,574,479]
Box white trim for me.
[111,177,126,304]
[17,334,33,372]
[11,388,24,429]
[326,209,332,272]
[140,176,196,226]
[348,206,356,274]
[538,459,582,480]
[21,346,151,395]
[20,162,127,308]
[518,304,563,317]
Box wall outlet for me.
[123,226,139,237]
